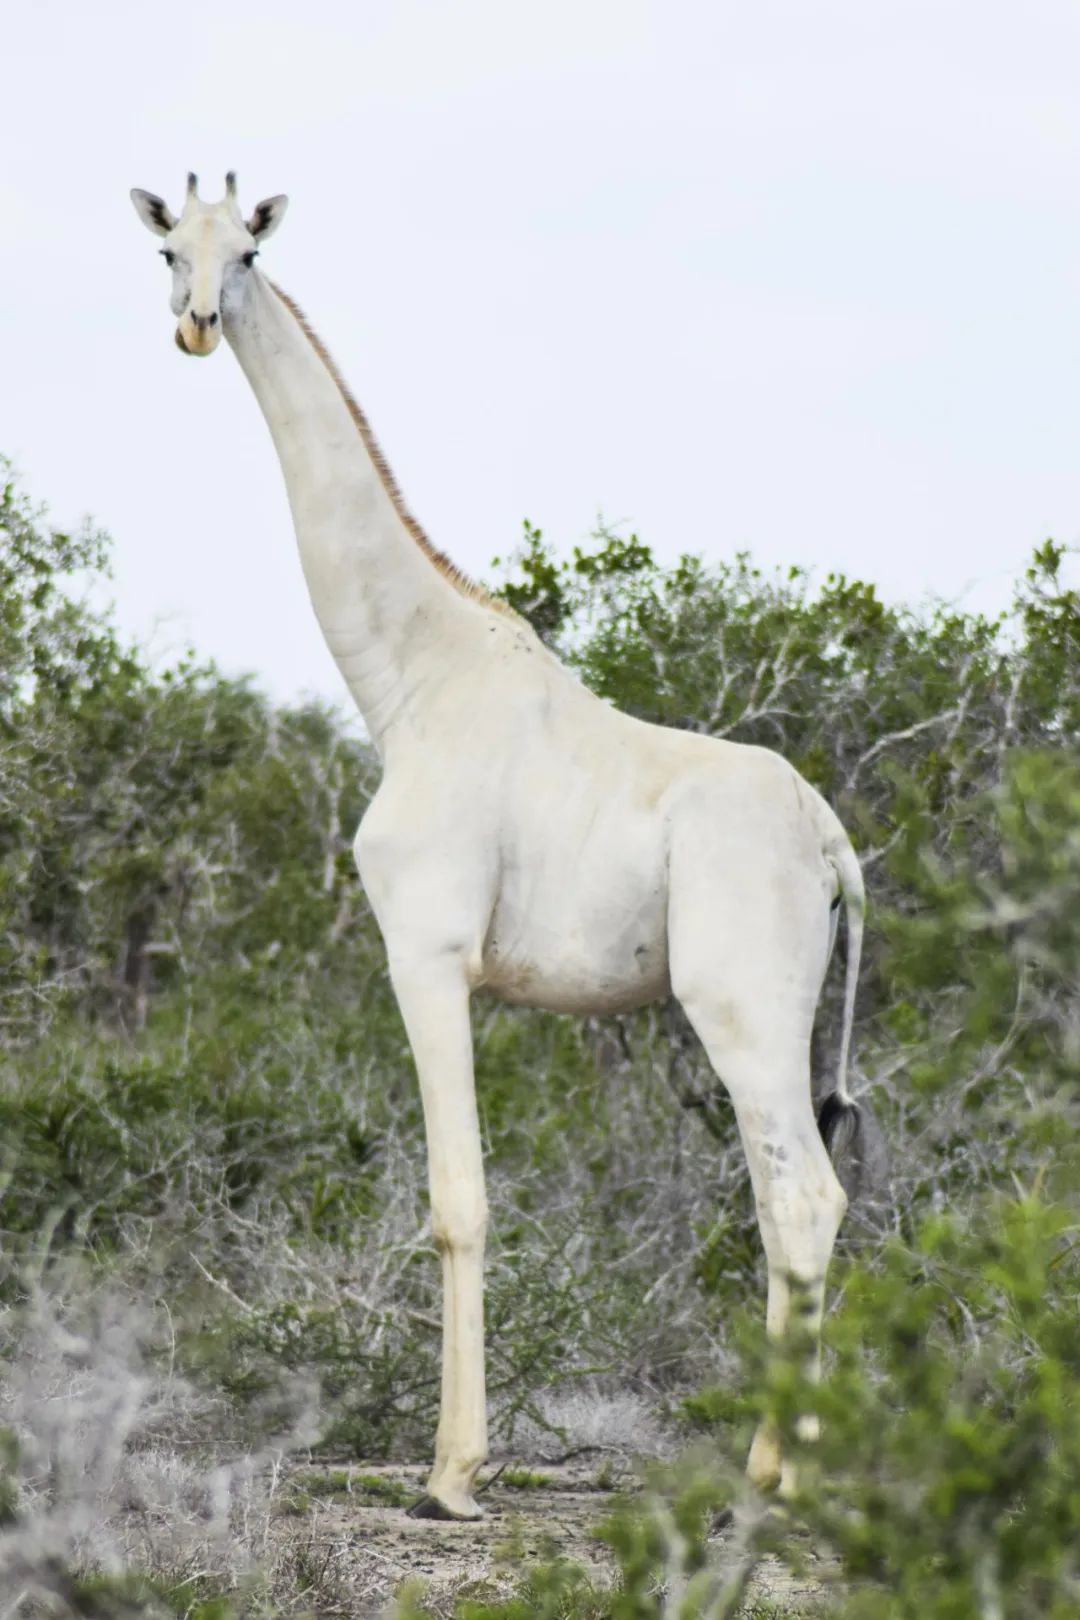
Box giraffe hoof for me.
[406,1491,483,1521]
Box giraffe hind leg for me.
[668,844,846,1493]
[683,1012,847,1492]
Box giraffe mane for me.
[268,281,512,616]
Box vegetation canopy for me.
[2,461,1078,1616]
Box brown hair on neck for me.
[268,280,509,614]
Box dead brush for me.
[0,1262,315,1617]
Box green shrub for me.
[5,463,1080,1614]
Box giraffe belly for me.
[477,885,671,1015]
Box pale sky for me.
[3,0,1080,705]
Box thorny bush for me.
[1,468,1078,1614]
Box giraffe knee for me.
[432,1198,488,1255]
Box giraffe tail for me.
[816,831,883,1198]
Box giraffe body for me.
[131,176,865,1519]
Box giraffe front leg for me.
[389,955,488,1520]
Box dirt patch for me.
[271,1461,837,1616]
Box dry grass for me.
[0,1272,311,1615]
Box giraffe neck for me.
[225,273,478,752]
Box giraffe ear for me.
[247,194,288,242]
[130,189,178,237]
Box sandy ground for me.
[274,1460,838,1617]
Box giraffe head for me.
[130,173,288,357]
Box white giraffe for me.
[131,174,866,1520]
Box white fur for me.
[132,179,865,1517]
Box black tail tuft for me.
[817,1092,887,1204]
[817,1092,859,1160]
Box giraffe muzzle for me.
[176,316,221,357]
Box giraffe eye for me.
[241,250,259,269]
[160,249,175,267]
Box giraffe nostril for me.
[208,311,219,327]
